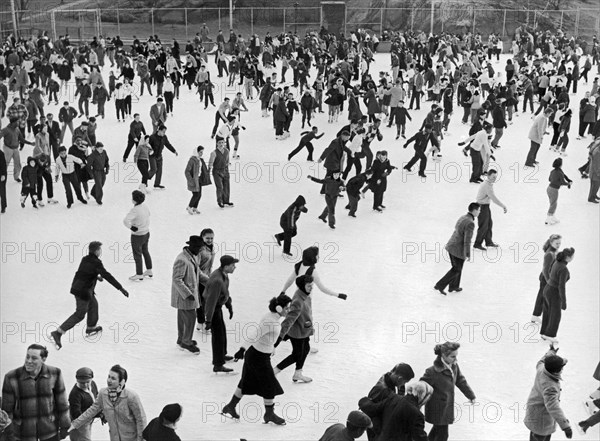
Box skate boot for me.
[50,330,62,349]
[264,405,286,425]
[85,326,103,336]
[143,269,153,278]
[292,369,313,383]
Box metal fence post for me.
[411,9,414,32]
[184,8,188,40]
[344,6,347,36]
[559,10,563,31]
[218,8,221,31]
[51,10,57,41]
[380,8,383,33]
[502,9,506,37]
[575,7,580,36]
[116,2,121,36]
[472,8,476,34]
[251,7,254,36]
[151,8,155,35]
[96,9,101,37]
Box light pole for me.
[229,0,233,32]
[10,0,19,38]
[294,2,299,34]
[430,0,434,35]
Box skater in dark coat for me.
[221,294,292,426]
[142,403,182,441]
[345,169,373,217]
[204,255,239,372]
[0,149,6,213]
[274,195,308,256]
[359,381,433,441]
[318,411,373,441]
[361,363,416,441]
[434,202,480,295]
[540,247,575,344]
[68,367,100,441]
[420,342,476,441]
[86,142,109,205]
[50,241,129,349]
[318,131,351,175]
[288,127,323,161]
[531,235,561,324]
[308,171,345,229]
[403,124,439,178]
[367,151,396,212]
[20,157,38,208]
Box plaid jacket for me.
[1,365,70,441]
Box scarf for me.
[108,384,124,404]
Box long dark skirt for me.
[238,346,283,398]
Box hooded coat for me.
[279,276,313,340]
[279,196,307,231]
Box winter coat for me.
[184,155,211,192]
[280,195,307,231]
[364,88,381,114]
[359,394,428,441]
[20,161,38,189]
[71,387,146,441]
[589,140,600,181]
[420,357,475,425]
[582,103,596,123]
[58,106,77,123]
[445,213,475,260]
[319,137,345,171]
[149,104,167,125]
[68,382,99,420]
[524,349,570,435]
[274,99,289,123]
[347,95,363,120]
[198,244,215,287]
[123,204,150,236]
[528,114,548,144]
[86,149,109,175]
[70,254,123,300]
[310,176,344,197]
[203,268,231,322]
[279,287,313,339]
[171,248,200,310]
[1,365,70,441]
[369,158,395,192]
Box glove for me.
[120,288,129,297]
[97,275,104,282]
[563,427,572,439]
[338,293,348,300]
[130,226,138,232]
[205,321,212,331]
[233,347,246,361]
[403,144,407,148]
[227,305,233,319]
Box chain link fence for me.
[1,6,598,44]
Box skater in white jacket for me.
[123,190,152,281]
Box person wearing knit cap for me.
[274,195,308,256]
[360,362,415,440]
[221,293,293,425]
[359,380,431,441]
[68,367,99,441]
[142,403,182,441]
[273,275,316,383]
[525,346,572,441]
[318,410,372,441]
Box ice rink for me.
[1,52,599,440]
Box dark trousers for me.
[36,169,54,200]
[140,77,152,95]
[276,336,310,371]
[406,148,427,174]
[62,173,83,205]
[550,122,561,146]
[526,141,540,166]
[319,194,337,227]
[409,86,420,109]
[289,141,314,161]
[97,100,105,117]
[428,424,449,441]
[275,228,296,253]
[211,307,228,366]
[474,204,493,247]
[347,193,359,215]
[523,91,534,113]
[212,112,224,137]
[177,309,195,346]
[275,120,285,136]
[149,156,163,187]
[90,171,106,203]
[373,187,385,209]
[301,108,312,126]
[529,432,551,441]
[532,275,546,317]
[189,186,202,208]
[0,178,6,210]
[164,91,174,114]
[60,295,99,331]
[137,160,150,185]
[115,99,126,120]
[213,171,230,204]
[196,284,206,324]
[589,179,600,202]
[470,148,483,181]
[342,154,362,179]
[131,233,152,275]
[540,285,562,338]
[362,143,374,169]
[78,98,89,117]
[435,254,465,291]
[124,137,138,160]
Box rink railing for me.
[1,6,599,44]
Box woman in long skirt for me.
[221,293,292,425]
[531,234,561,323]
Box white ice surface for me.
[1,52,599,441]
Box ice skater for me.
[123,190,153,281]
[545,158,572,225]
[434,202,480,295]
[288,127,323,162]
[473,169,507,251]
[530,234,561,324]
[221,293,292,425]
[307,170,345,230]
[274,195,308,257]
[50,241,129,349]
